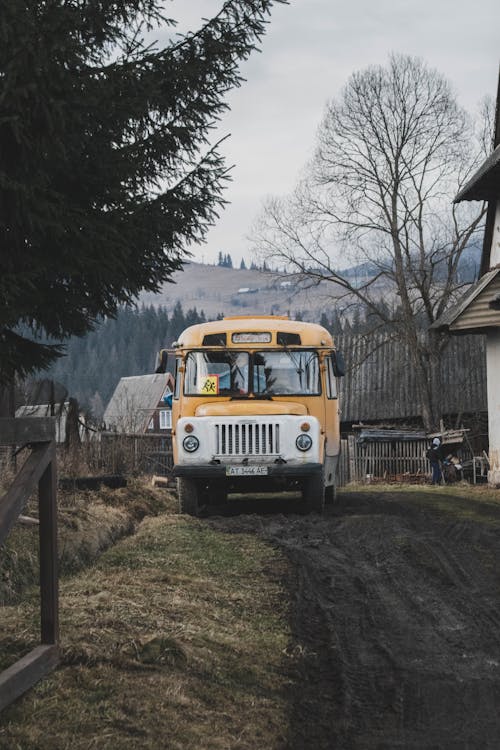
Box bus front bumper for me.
[173,463,323,480]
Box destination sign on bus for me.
[231,332,272,343]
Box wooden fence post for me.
[38,444,59,645]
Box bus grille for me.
[215,422,280,456]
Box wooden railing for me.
[0,418,59,711]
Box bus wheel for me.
[302,472,325,514]
[177,477,200,516]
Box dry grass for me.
[0,512,292,749]
[0,479,175,605]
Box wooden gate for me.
[0,418,59,711]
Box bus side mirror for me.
[331,351,345,378]
[155,349,169,374]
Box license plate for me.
[226,466,269,476]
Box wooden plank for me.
[39,455,59,645]
[0,644,59,712]
[0,417,55,446]
[0,443,53,547]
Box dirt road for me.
[208,487,500,749]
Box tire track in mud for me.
[208,492,500,749]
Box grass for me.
[0,511,292,750]
[0,478,173,605]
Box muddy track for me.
[207,490,500,749]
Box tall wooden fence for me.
[0,418,59,711]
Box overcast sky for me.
[162,0,499,266]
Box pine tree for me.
[240,258,247,270]
[0,0,284,383]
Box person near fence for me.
[426,437,443,485]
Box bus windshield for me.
[184,351,249,396]
[253,350,320,395]
[184,349,321,397]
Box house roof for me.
[104,373,173,433]
[454,69,500,273]
[336,333,486,424]
[430,268,500,332]
[454,145,500,203]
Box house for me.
[103,373,174,434]
[432,71,500,485]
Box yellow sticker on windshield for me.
[200,375,219,395]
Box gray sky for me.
[163,0,499,266]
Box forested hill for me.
[139,261,345,319]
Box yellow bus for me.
[164,315,344,515]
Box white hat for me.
[432,437,441,447]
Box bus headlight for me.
[183,435,200,453]
[296,433,312,452]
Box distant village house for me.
[103,373,174,434]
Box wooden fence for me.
[100,432,173,476]
[338,435,431,484]
[0,418,59,711]
[83,430,479,487]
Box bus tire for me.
[302,472,325,514]
[177,477,200,516]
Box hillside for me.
[139,262,346,321]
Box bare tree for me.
[253,54,490,430]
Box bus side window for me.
[326,357,337,399]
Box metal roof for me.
[176,316,333,349]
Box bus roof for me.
[175,315,334,349]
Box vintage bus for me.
[163,315,344,515]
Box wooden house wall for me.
[450,275,500,331]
